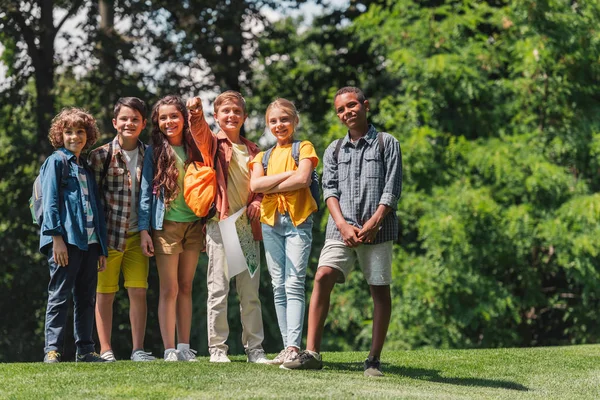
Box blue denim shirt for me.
[138,146,166,232]
[39,148,108,256]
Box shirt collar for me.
[342,124,377,147]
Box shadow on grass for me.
[325,362,529,392]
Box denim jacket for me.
[39,148,108,256]
[138,146,166,232]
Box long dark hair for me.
[150,95,202,207]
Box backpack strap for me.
[377,132,385,159]
[291,140,301,166]
[333,137,344,163]
[100,142,113,186]
[261,145,276,175]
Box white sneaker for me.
[100,350,116,362]
[266,348,288,365]
[209,347,231,363]
[279,349,299,369]
[178,348,198,362]
[246,348,269,364]
[164,349,179,362]
[131,350,156,362]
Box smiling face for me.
[157,104,184,145]
[215,99,247,136]
[62,124,87,158]
[334,92,370,133]
[268,107,297,145]
[113,105,146,143]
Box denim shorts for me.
[317,239,393,285]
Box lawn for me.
[1,345,599,399]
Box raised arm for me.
[186,96,214,162]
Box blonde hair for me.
[265,98,300,131]
[214,90,247,114]
[48,107,99,151]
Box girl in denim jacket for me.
[39,108,108,363]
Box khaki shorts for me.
[317,239,393,285]
[152,220,204,255]
[97,232,149,293]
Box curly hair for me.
[48,107,99,151]
[150,95,202,208]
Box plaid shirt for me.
[322,124,402,244]
[88,137,146,252]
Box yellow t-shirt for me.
[250,140,319,227]
[227,142,252,214]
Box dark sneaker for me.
[44,351,61,363]
[281,350,323,370]
[76,352,108,363]
[363,357,384,377]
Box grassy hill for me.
[1,345,599,399]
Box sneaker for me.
[278,348,299,369]
[266,348,289,365]
[76,352,108,363]
[164,349,179,362]
[100,350,117,362]
[131,350,156,362]
[281,350,322,370]
[246,348,269,364]
[209,347,231,363]
[363,357,384,377]
[178,348,198,362]
[44,351,61,363]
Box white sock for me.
[164,348,176,357]
[177,343,190,351]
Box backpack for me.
[261,140,321,211]
[29,152,70,226]
[183,148,219,220]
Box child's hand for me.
[340,223,362,248]
[98,255,107,272]
[52,235,68,267]
[186,97,203,113]
[247,202,260,222]
[140,230,155,257]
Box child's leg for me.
[73,244,100,356]
[175,248,200,345]
[122,233,150,351]
[368,285,391,359]
[262,221,288,348]
[156,253,180,350]
[282,215,312,350]
[206,220,231,351]
[305,267,338,353]
[95,248,124,354]
[44,245,80,354]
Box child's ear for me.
[364,99,370,112]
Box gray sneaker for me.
[178,348,198,362]
[246,348,269,363]
[44,351,61,363]
[131,350,156,362]
[363,357,384,377]
[281,350,323,370]
[76,352,108,363]
[164,349,179,362]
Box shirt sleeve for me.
[189,111,215,163]
[249,151,264,170]
[87,147,104,192]
[299,141,319,169]
[322,140,340,201]
[379,134,402,209]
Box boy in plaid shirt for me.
[88,97,155,362]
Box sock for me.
[164,348,176,357]
[177,343,190,351]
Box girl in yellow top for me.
[250,98,318,365]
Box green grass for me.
[1,345,599,399]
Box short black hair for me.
[334,86,367,103]
[113,97,147,120]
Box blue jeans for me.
[44,243,99,355]
[262,213,313,349]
